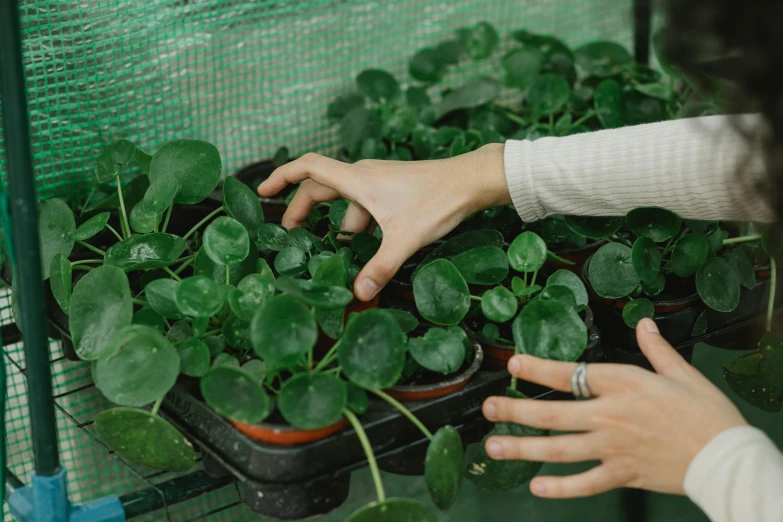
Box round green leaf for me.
[213,353,240,368]
[308,252,334,278]
[410,48,445,83]
[436,39,465,64]
[327,92,365,120]
[406,86,432,108]
[425,426,464,511]
[203,216,250,266]
[288,228,315,253]
[339,107,383,155]
[222,314,252,350]
[274,247,308,277]
[413,260,470,326]
[671,234,710,277]
[167,320,191,342]
[575,41,633,77]
[203,336,225,357]
[564,215,623,239]
[622,299,654,328]
[345,499,436,522]
[278,373,347,430]
[70,265,133,360]
[273,278,353,309]
[175,276,222,317]
[632,237,663,284]
[132,307,166,331]
[200,366,271,423]
[142,172,179,214]
[408,328,467,374]
[149,140,222,204]
[94,140,136,183]
[546,270,588,310]
[347,383,369,415]
[50,253,72,314]
[481,323,500,340]
[356,69,400,102]
[481,286,517,323]
[507,231,547,272]
[451,246,509,285]
[466,21,499,60]
[242,359,266,380]
[191,315,209,337]
[588,243,640,299]
[238,273,275,302]
[502,48,543,91]
[724,248,756,290]
[105,234,187,271]
[337,309,406,389]
[642,272,666,297]
[526,73,570,116]
[94,325,179,406]
[74,212,110,241]
[144,278,184,320]
[624,91,666,125]
[196,244,258,285]
[625,207,681,242]
[223,176,264,235]
[351,233,381,263]
[387,309,419,334]
[38,198,76,280]
[692,311,708,337]
[328,200,350,229]
[129,201,161,234]
[95,408,195,472]
[257,224,289,252]
[435,77,501,119]
[250,294,317,368]
[177,339,211,377]
[696,257,741,312]
[539,284,577,309]
[513,299,587,361]
[593,79,625,129]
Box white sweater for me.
[504,116,783,522]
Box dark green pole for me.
[0,0,61,475]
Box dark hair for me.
[663,0,783,219]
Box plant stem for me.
[572,110,596,128]
[132,298,150,307]
[343,409,385,503]
[307,347,313,370]
[76,240,106,256]
[174,257,195,275]
[162,205,173,234]
[164,267,182,281]
[722,234,762,246]
[470,295,482,302]
[314,344,339,372]
[531,269,539,286]
[200,329,221,338]
[71,266,94,272]
[371,389,433,440]
[505,112,526,126]
[71,259,104,266]
[183,208,223,241]
[116,180,131,238]
[151,397,163,416]
[524,272,529,289]
[767,256,777,332]
[105,224,123,242]
[225,265,230,286]
[79,186,98,218]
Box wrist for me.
[460,143,512,215]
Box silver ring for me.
[571,362,592,399]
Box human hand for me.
[482,318,748,498]
[257,144,510,301]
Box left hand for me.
[481,318,747,498]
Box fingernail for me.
[487,441,503,458]
[508,356,521,374]
[641,318,659,334]
[483,401,496,421]
[530,479,547,496]
[357,278,380,300]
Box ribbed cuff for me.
[684,426,773,507]
[504,139,543,222]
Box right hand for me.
[257,144,511,301]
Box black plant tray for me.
[591,274,783,352]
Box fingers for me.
[636,318,688,377]
[353,236,417,301]
[529,465,629,499]
[282,180,340,230]
[485,433,602,463]
[482,395,600,431]
[506,355,619,396]
[340,202,373,234]
[258,153,358,199]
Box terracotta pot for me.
[756,265,771,279]
[232,418,349,445]
[384,343,484,401]
[313,295,380,358]
[546,239,606,273]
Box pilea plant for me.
[582,208,764,329]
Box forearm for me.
[504,114,776,223]
[684,426,783,522]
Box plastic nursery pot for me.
[756,264,772,279]
[464,307,598,372]
[384,343,484,401]
[232,417,350,446]
[313,294,381,359]
[546,239,606,273]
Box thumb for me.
[354,237,416,301]
[636,318,688,377]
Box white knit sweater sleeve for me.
[684,425,783,522]
[503,114,776,223]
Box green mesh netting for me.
[1,0,636,519]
